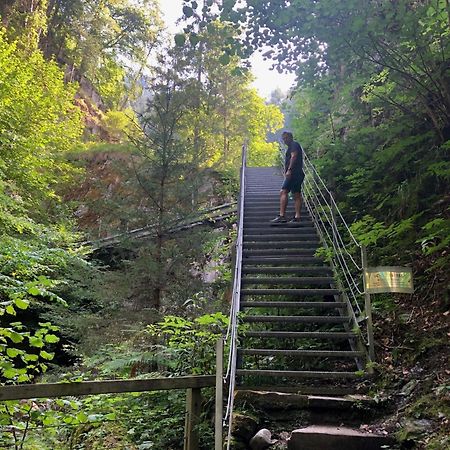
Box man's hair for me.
[282,131,293,139]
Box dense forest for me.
[0,0,449,449]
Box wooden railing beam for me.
[0,375,216,401]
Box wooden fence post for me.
[184,387,202,450]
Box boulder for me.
[249,429,277,450]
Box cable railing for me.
[223,143,247,450]
[301,149,374,363]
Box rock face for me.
[249,429,277,450]
[288,425,395,450]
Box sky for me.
[158,0,297,99]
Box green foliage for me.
[0,29,83,228]
[146,313,229,375]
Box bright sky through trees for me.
[159,0,296,99]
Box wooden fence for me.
[0,341,224,450]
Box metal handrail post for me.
[361,246,375,362]
[215,339,224,450]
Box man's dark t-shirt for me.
[284,141,303,175]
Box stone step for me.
[288,425,395,450]
[235,386,365,396]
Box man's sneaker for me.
[270,215,287,223]
[289,217,301,223]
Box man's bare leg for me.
[294,192,302,219]
[280,189,289,217]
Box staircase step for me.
[243,257,324,265]
[244,213,311,219]
[243,249,317,257]
[238,349,363,358]
[245,331,356,340]
[242,267,333,275]
[241,288,339,296]
[244,229,317,236]
[244,221,314,228]
[235,386,365,395]
[241,277,334,285]
[242,315,350,324]
[241,301,346,309]
[236,369,359,379]
[244,235,319,242]
[244,242,319,249]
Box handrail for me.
[223,143,247,449]
[83,202,237,248]
[300,149,373,364]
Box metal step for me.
[241,277,334,285]
[242,267,333,275]
[243,241,319,249]
[241,288,339,296]
[245,331,356,340]
[240,301,346,309]
[236,369,359,379]
[244,229,318,236]
[243,257,324,265]
[242,315,350,324]
[244,221,314,228]
[238,349,364,358]
[243,249,317,256]
[244,235,319,242]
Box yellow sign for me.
[364,267,414,294]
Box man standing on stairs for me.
[271,131,305,223]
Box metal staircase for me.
[223,146,374,446]
[236,167,364,383]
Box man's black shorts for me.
[281,174,304,193]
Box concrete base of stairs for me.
[288,425,395,450]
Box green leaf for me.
[39,350,54,360]
[9,331,24,344]
[219,53,230,65]
[3,368,18,379]
[189,33,200,46]
[6,348,21,358]
[29,336,44,348]
[76,411,88,423]
[174,33,186,46]
[44,334,59,343]
[6,305,16,316]
[27,286,41,296]
[14,298,29,310]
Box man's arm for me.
[286,149,298,177]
